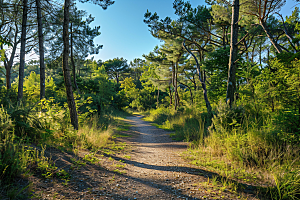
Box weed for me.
[114,169,126,174]
[123,155,131,159]
[83,153,100,164]
[115,164,126,168]
[71,158,86,169]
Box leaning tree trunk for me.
[260,20,282,54]
[183,40,212,115]
[36,0,45,99]
[226,0,240,107]
[17,0,28,101]
[63,0,78,130]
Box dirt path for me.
[118,115,203,199]
[28,115,257,200]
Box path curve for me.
[28,115,257,200]
[116,115,213,199]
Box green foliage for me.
[143,107,173,125]
[211,101,245,132]
[102,57,129,83]
[272,167,300,200]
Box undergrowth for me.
[144,103,300,200]
[0,98,129,199]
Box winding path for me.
[29,115,257,199]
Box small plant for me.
[109,175,115,182]
[83,153,100,164]
[115,164,126,168]
[114,169,126,174]
[56,169,70,180]
[71,158,86,169]
[123,155,131,159]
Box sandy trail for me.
[27,115,256,200]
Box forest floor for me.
[23,115,260,199]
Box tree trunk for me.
[63,0,78,130]
[183,40,212,115]
[179,81,193,105]
[226,0,239,107]
[70,23,80,94]
[3,28,18,89]
[17,0,28,101]
[171,63,176,109]
[116,72,119,84]
[192,74,197,90]
[169,85,173,105]
[175,62,179,109]
[5,65,11,89]
[260,20,282,54]
[36,0,45,99]
[156,85,159,108]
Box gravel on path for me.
[26,115,258,200]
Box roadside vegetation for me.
[1,0,300,199]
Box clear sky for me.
[76,0,298,63]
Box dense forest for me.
[0,0,300,199]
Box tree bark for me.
[63,0,78,130]
[17,0,28,101]
[36,0,45,99]
[226,0,239,107]
[70,23,80,94]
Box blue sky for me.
[76,0,298,63]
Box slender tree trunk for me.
[179,81,193,104]
[226,0,239,107]
[259,41,262,65]
[251,42,256,62]
[3,28,18,89]
[116,72,119,84]
[63,0,78,130]
[175,62,179,109]
[169,85,173,105]
[222,27,226,49]
[260,20,282,54]
[183,40,212,115]
[17,0,28,101]
[171,63,177,109]
[5,65,11,89]
[36,0,45,99]
[70,23,80,94]
[192,74,197,90]
[156,85,159,108]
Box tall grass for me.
[145,103,300,199]
[205,102,300,199]
[0,99,121,194]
